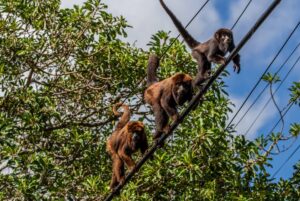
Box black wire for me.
[234,41,300,130]
[103,1,282,200]
[245,53,300,136]
[272,141,300,178]
[226,21,300,130]
[231,0,253,30]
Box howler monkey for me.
[106,103,149,190]
[144,54,193,142]
[159,0,241,87]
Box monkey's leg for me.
[192,52,211,87]
[153,103,168,140]
[110,168,118,190]
[114,156,125,185]
[161,95,179,122]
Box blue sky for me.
[61,0,300,180]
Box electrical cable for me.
[226,21,300,130]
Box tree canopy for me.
[0,0,299,200]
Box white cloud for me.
[228,93,278,139]
[60,0,86,8]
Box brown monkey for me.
[106,103,149,190]
[144,54,193,141]
[159,0,241,87]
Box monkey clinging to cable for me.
[106,103,149,190]
[159,0,241,87]
[144,54,193,143]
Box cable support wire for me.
[103,1,281,200]
[235,40,300,131]
[226,21,300,130]
[245,53,300,136]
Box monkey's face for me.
[220,33,232,44]
[131,129,144,150]
[128,122,144,150]
[173,81,193,106]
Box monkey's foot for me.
[155,138,165,148]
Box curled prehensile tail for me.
[159,0,200,49]
[112,103,131,131]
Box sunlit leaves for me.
[289,81,300,105]
[290,123,300,137]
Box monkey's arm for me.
[229,42,241,73]
[207,52,226,65]
[207,41,226,65]
[139,133,149,155]
[161,94,179,122]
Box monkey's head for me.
[172,73,193,106]
[215,28,233,51]
[127,121,145,150]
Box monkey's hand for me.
[163,125,171,134]
[171,114,180,123]
[129,163,136,171]
[120,177,125,185]
[233,63,240,74]
[220,57,226,65]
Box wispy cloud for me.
[228,93,278,139]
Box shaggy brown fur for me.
[106,103,148,190]
[144,55,193,142]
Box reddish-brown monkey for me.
[106,103,149,190]
[144,54,193,142]
[159,0,241,87]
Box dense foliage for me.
[0,0,299,200]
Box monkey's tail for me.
[159,0,200,49]
[113,103,131,130]
[146,54,160,87]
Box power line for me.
[103,1,281,200]
[245,53,300,136]
[226,21,300,130]
[235,40,300,130]
[231,0,253,30]
[272,141,300,178]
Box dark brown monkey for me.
[106,103,149,190]
[159,0,241,87]
[144,54,193,141]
